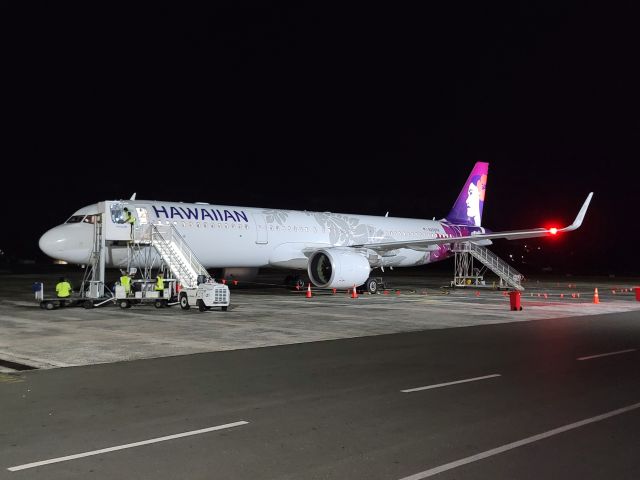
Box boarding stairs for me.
[128,224,211,288]
[452,242,524,291]
[148,224,211,288]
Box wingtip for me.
[559,192,593,232]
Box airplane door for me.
[252,213,268,244]
[133,205,156,241]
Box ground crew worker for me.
[155,273,164,298]
[124,207,136,241]
[120,271,132,296]
[55,277,72,307]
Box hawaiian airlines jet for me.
[39,162,593,290]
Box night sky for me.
[2,4,639,274]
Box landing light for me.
[549,227,558,235]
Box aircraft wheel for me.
[364,278,378,294]
[179,293,190,310]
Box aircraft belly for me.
[268,242,313,269]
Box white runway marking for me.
[398,401,640,479]
[401,374,501,393]
[8,421,249,472]
[577,348,636,361]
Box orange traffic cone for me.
[306,283,312,298]
[593,288,600,304]
[351,285,358,299]
[332,288,337,295]
[221,279,227,284]
[233,280,238,286]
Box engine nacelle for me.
[307,248,370,289]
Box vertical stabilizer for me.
[446,162,489,226]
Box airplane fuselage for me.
[40,200,483,271]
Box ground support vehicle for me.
[179,280,230,312]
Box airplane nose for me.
[39,227,64,258]
[39,225,93,264]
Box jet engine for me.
[307,248,370,289]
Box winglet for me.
[130,193,137,201]
[559,192,593,232]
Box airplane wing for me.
[352,193,593,253]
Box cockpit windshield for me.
[65,215,96,224]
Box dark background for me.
[2,3,638,275]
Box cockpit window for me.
[111,204,127,224]
[83,215,96,224]
[66,215,85,224]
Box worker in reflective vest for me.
[155,273,164,298]
[124,207,136,241]
[55,277,72,307]
[120,272,131,295]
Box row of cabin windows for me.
[152,221,250,230]
[146,220,454,238]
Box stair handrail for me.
[151,224,210,281]
[457,241,524,290]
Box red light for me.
[549,227,558,235]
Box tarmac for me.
[2,270,640,479]
[0,271,638,370]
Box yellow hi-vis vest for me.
[155,277,164,291]
[120,275,131,293]
[126,212,136,225]
[56,281,72,298]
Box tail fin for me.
[446,162,489,226]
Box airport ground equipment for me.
[114,278,178,309]
[451,242,524,291]
[179,278,230,312]
[33,282,112,310]
[79,215,115,306]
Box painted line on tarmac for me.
[577,348,636,361]
[7,421,249,472]
[401,374,501,393]
[398,401,640,479]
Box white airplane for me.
[39,162,593,290]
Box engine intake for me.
[308,248,370,289]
